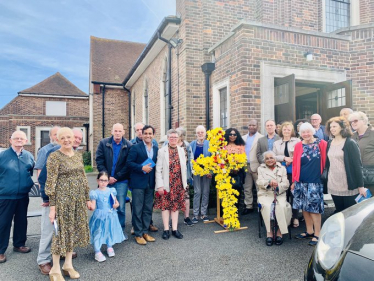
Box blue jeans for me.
[110,181,128,229]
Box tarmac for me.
[0,172,334,281]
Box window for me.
[327,88,346,108]
[46,101,66,116]
[219,87,228,130]
[274,83,290,105]
[325,0,350,32]
[144,86,149,124]
[16,126,31,145]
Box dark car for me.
[305,197,374,281]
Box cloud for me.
[0,0,176,108]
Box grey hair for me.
[176,127,186,137]
[340,108,353,115]
[348,111,369,125]
[11,130,27,140]
[262,150,276,160]
[167,129,178,137]
[134,122,145,131]
[49,126,60,137]
[299,122,316,135]
[195,125,206,133]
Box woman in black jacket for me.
[325,117,367,212]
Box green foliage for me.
[82,151,91,166]
[84,165,93,173]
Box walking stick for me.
[272,186,279,241]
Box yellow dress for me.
[45,150,90,256]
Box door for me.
[274,74,296,123]
[320,80,352,122]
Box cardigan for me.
[352,125,374,167]
[292,139,327,183]
[325,137,364,190]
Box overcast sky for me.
[0,0,176,109]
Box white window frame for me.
[16,126,31,145]
[73,127,87,146]
[212,78,230,129]
[160,56,168,136]
[46,101,67,116]
[35,126,52,157]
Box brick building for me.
[88,36,145,155]
[0,72,89,156]
[92,0,374,143]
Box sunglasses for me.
[229,134,237,137]
[350,119,361,124]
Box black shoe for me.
[275,236,283,246]
[162,230,170,240]
[184,217,193,226]
[266,237,273,246]
[241,208,254,215]
[172,230,183,239]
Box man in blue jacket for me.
[95,123,132,238]
[126,125,158,245]
[0,130,35,263]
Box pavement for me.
[0,173,335,281]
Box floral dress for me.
[45,150,90,256]
[154,146,186,212]
[293,140,324,214]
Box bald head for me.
[10,130,27,151]
[112,123,125,144]
[72,128,83,149]
[310,114,322,129]
[50,126,60,144]
[340,108,353,120]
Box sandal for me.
[292,218,299,228]
[308,236,319,246]
[295,231,314,239]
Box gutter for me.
[122,16,181,87]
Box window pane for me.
[325,0,350,32]
[219,87,228,129]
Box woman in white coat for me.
[155,129,188,240]
[257,151,292,246]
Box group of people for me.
[0,107,373,280]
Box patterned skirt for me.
[293,182,324,214]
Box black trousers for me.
[331,194,356,213]
[286,174,299,219]
[132,188,154,237]
[0,196,29,254]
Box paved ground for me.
[0,173,334,281]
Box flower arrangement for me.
[192,127,247,230]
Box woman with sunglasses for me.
[349,112,374,195]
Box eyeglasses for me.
[310,119,319,121]
[12,137,25,140]
[229,134,237,137]
[98,179,108,182]
[168,137,178,139]
[350,119,361,124]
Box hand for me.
[358,187,367,197]
[113,199,120,209]
[86,201,93,210]
[41,202,50,207]
[109,177,117,185]
[49,208,56,224]
[291,183,295,191]
[207,174,213,179]
[284,157,293,165]
[270,180,278,188]
[142,163,152,173]
[158,187,165,196]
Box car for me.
[305,197,374,281]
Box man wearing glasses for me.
[310,114,329,141]
[0,131,35,263]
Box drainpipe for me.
[158,32,173,130]
[102,85,106,138]
[201,63,215,130]
[123,87,132,140]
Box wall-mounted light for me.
[304,51,313,61]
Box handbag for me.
[362,166,374,185]
[321,168,328,194]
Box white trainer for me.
[95,252,106,262]
[107,247,115,257]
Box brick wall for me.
[92,86,130,160]
[360,0,374,25]
[0,95,88,156]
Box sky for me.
[0,0,176,109]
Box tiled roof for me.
[19,72,87,97]
[90,36,146,84]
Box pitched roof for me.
[19,72,87,97]
[90,36,146,84]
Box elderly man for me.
[35,126,60,178]
[340,108,353,120]
[96,123,132,237]
[242,119,263,214]
[256,119,280,164]
[0,131,35,263]
[310,114,329,141]
[36,128,83,275]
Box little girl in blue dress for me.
[89,171,125,262]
